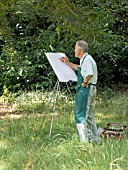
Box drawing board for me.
[45,52,77,82]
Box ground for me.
[0,102,22,119]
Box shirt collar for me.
[80,53,88,65]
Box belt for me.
[90,83,96,86]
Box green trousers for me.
[76,85,100,143]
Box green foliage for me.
[0,0,127,93]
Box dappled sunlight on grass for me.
[0,140,9,169]
[96,112,127,119]
[0,89,128,169]
[96,111,128,127]
[0,161,8,170]
[95,90,128,127]
[0,140,8,149]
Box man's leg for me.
[75,86,92,142]
[85,86,101,143]
[76,123,88,142]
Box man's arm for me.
[84,75,93,84]
[81,75,93,87]
[60,57,79,71]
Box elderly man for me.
[61,40,100,143]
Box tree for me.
[0,0,127,93]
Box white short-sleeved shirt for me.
[80,53,98,84]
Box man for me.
[61,40,101,143]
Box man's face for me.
[74,44,81,58]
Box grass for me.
[0,87,128,170]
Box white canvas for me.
[45,52,77,82]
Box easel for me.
[47,79,74,138]
[45,48,77,138]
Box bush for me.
[0,0,127,93]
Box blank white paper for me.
[45,52,77,82]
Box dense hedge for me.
[0,0,127,94]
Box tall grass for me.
[0,88,128,170]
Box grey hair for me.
[76,40,89,53]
